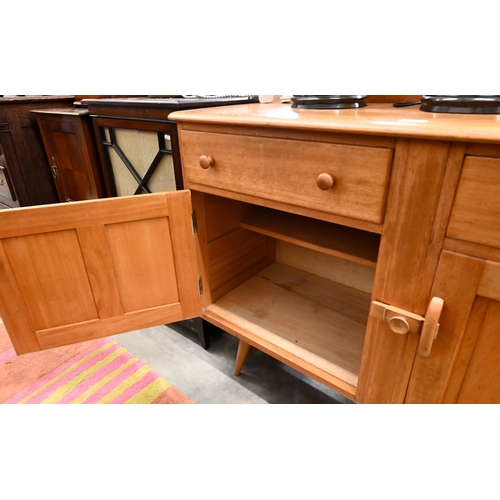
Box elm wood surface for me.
[32,108,105,202]
[0,96,75,206]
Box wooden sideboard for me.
[1,102,500,404]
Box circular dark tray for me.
[420,95,500,114]
[291,95,368,109]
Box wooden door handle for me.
[418,297,444,358]
[316,173,336,191]
[199,155,215,170]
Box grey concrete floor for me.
[115,322,354,404]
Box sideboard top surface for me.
[170,103,500,144]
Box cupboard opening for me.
[195,193,381,399]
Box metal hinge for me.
[51,156,60,180]
[198,276,203,296]
[192,211,198,233]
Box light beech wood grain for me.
[180,129,393,224]
[277,242,375,295]
[4,102,500,404]
[456,301,500,403]
[0,191,201,354]
[171,103,500,144]
[405,251,485,404]
[448,156,500,249]
[240,208,380,268]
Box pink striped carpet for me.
[0,318,194,404]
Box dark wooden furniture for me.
[0,96,75,207]
[84,98,185,197]
[32,108,106,203]
[0,142,19,209]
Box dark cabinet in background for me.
[0,142,19,209]
[84,98,186,198]
[0,96,75,208]
[32,108,106,203]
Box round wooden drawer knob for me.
[316,173,336,191]
[199,155,215,170]
[388,316,410,335]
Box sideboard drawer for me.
[180,130,393,224]
[447,156,500,249]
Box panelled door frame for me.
[0,191,201,355]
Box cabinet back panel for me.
[276,241,375,295]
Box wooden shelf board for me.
[240,209,380,268]
[205,262,369,394]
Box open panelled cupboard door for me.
[0,191,201,355]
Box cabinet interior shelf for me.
[240,208,380,268]
[206,262,370,396]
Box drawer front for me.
[448,156,500,249]
[180,131,393,224]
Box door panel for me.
[0,191,200,354]
[37,115,101,202]
[406,251,500,404]
[456,300,500,403]
[405,251,484,403]
[104,217,180,311]
[3,229,98,330]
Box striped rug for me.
[0,319,194,404]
